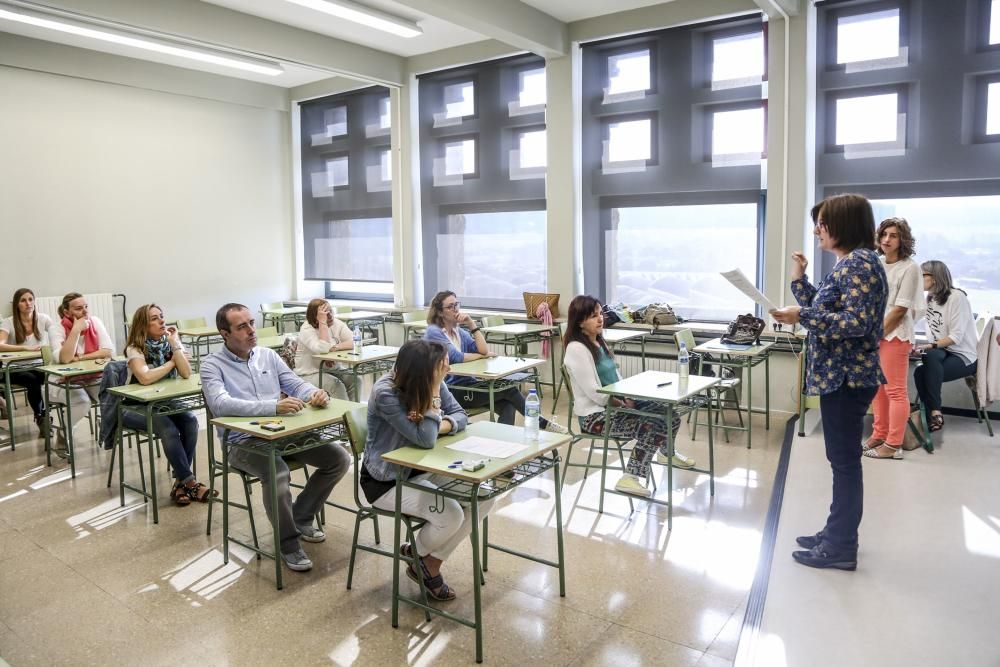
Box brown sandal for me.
[170,483,192,507]
[184,482,218,503]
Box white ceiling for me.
[523,0,676,23]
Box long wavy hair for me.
[563,295,609,363]
[426,290,456,328]
[125,304,163,354]
[393,339,448,415]
[10,288,38,345]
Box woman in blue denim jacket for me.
[360,339,496,601]
[771,193,888,571]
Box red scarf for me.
[61,316,100,355]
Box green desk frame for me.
[482,323,560,398]
[692,338,774,449]
[39,359,110,478]
[1,350,42,450]
[448,356,544,422]
[316,345,399,402]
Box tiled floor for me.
[0,395,785,666]
[759,413,1000,667]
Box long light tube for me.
[285,0,422,38]
[0,7,284,76]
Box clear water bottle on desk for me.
[678,341,690,382]
[352,326,362,355]
[524,389,540,442]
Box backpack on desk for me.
[642,303,679,326]
[721,314,765,346]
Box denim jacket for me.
[792,247,888,395]
[362,374,468,482]
[97,360,129,450]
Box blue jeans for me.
[913,349,977,412]
[122,410,200,483]
[819,383,879,553]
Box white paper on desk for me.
[721,268,779,312]
[445,436,528,459]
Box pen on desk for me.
[657,381,673,387]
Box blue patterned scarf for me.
[145,336,176,379]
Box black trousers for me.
[818,382,878,553]
[450,384,548,428]
[8,370,44,417]
[913,349,977,412]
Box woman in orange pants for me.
[865,218,922,460]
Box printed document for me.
[446,436,529,459]
[721,268,779,312]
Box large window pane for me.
[444,81,475,119]
[314,217,392,282]
[519,68,546,107]
[519,130,546,169]
[379,96,391,129]
[327,155,349,187]
[870,195,1000,314]
[437,211,546,309]
[988,82,1000,135]
[607,50,651,95]
[607,204,759,320]
[837,9,900,64]
[713,32,764,84]
[608,118,652,163]
[444,139,476,175]
[992,0,1000,45]
[836,93,898,144]
[713,107,765,157]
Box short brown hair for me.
[305,298,329,328]
[876,217,916,259]
[216,303,248,332]
[812,193,876,253]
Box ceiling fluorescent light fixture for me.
[0,7,284,76]
[285,0,422,38]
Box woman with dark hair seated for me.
[0,288,52,434]
[912,260,978,434]
[561,294,693,498]
[361,339,496,601]
[423,290,565,433]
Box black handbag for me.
[721,313,765,346]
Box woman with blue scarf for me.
[124,304,209,506]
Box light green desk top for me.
[37,358,117,378]
[602,328,649,343]
[598,370,720,403]
[315,344,399,366]
[211,398,361,441]
[693,337,775,357]
[177,325,220,337]
[108,375,203,402]
[257,335,288,350]
[0,350,42,364]
[261,306,306,316]
[481,323,558,335]
[449,356,544,379]
[401,321,428,330]
[338,310,386,322]
[380,420,569,483]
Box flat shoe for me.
[863,444,902,460]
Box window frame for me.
[824,0,908,71]
[440,134,480,179]
[705,24,767,89]
[704,101,768,163]
[441,77,479,122]
[974,74,1000,143]
[603,42,658,99]
[602,112,659,166]
[825,83,908,152]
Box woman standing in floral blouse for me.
[771,193,887,571]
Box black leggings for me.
[7,370,44,417]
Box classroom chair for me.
[673,329,743,443]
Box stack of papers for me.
[445,436,528,459]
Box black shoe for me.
[795,531,824,549]
[35,415,49,437]
[792,545,857,571]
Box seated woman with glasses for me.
[361,339,495,601]
[562,294,694,498]
[423,291,565,433]
[912,260,978,434]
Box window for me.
[606,204,760,320]
[607,49,651,96]
[712,31,765,86]
[298,86,394,298]
[836,8,901,64]
[835,92,899,145]
[443,138,476,176]
[989,82,1000,135]
[870,195,1000,314]
[418,55,547,309]
[711,106,765,162]
[519,68,546,107]
[992,0,1000,45]
[443,81,475,119]
[606,118,652,163]
[437,211,547,309]
[379,96,391,129]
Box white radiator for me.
[36,293,118,352]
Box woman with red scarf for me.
[47,292,113,458]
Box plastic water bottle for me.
[352,326,362,355]
[524,390,540,442]
[678,341,690,381]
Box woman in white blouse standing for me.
[47,292,114,458]
[293,298,352,400]
[0,288,53,434]
[864,218,924,460]
[912,260,978,434]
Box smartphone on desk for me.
[261,423,285,432]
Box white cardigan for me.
[975,317,1000,407]
[294,319,353,376]
[563,340,617,417]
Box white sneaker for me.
[614,474,652,498]
[655,451,695,468]
[544,419,568,435]
[297,525,326,543]
[281,548,313,572]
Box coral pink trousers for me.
[871,337,911,446]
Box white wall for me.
[0,63,294,325]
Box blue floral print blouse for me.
[792,247,888,396]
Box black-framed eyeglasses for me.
[922,273,932,277]
[443,302,461,311]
